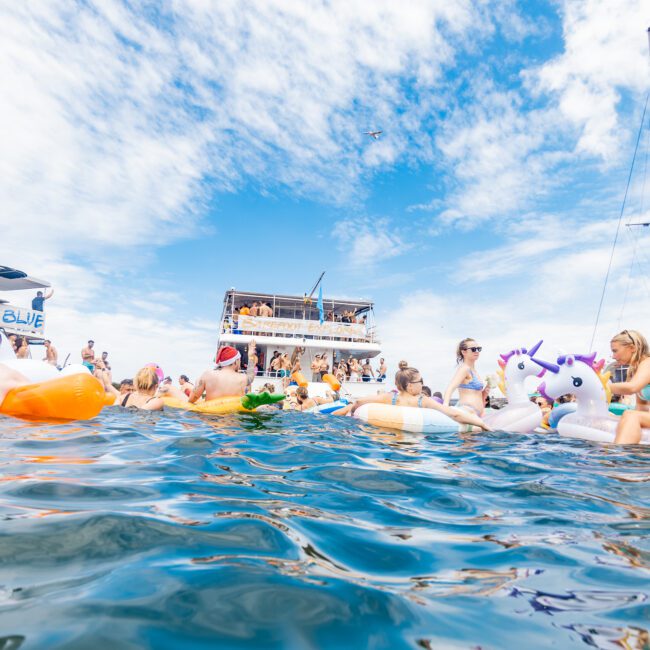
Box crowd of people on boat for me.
[2,329,650,445]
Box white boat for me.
[216,289,386,399]
[0,265,51,343]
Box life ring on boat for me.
[162,391,285,414]
[322,373,341,391]
[291,372,308,387]
[353,403,460,433]
[0,372,109,421]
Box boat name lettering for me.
[1,306,45,333]
[237,315,366,339]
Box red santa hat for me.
[215,346,241,368]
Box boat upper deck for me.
[219,289,379,346]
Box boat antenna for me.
[306,271,326,299]
[589,28,650,351]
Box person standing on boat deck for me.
[310,354,321,382]
[190,341,257,402]
[376,358,387,382]
[443,338,488,416]
[361,359,375,382]
[14,336,29,359]
[31,288,53,312]
[318,355,329,380]
[608,329,650,444]
[43,339,58,366]
[81,340,95,372]
[101,351,111,372]
[250,302,259,317]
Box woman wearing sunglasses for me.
[443,338,488,416]
[348,361,490,430]
[608,329,650,444]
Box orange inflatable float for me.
[322,373,341,391]
[290,371,308,387]
[0,373,109,421]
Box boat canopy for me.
[0,266,51,291]
[223,289,373,320]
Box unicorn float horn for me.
[527,340,543,358]
[531,357,559,374]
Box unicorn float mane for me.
[532,352,612,404]
[496,340,543,396]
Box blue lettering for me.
[2,309,16,324]
[34,314,44,329]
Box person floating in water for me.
[443,338,488,417]
[348,360,490,431]
[609,329,650,444]
[190,341,258,402]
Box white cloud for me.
[332,217,412,268]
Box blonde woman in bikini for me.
[443,338,488,416]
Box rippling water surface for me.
[0,409,649,649]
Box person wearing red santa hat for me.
[189,340,257,402]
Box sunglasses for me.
[409,379,423,385]
[463,346,482,353]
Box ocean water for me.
[0,409,648,650]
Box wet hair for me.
[456,338,475,363]
[134,366,159,391]
[179,374,189,382]
[296,386,309,400]
[395,360,420,391]
[611,329,650,379]
[120,378,133,386]
[421,385,432,397]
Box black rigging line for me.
[590,90,650,351]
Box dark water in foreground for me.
[0,410,648,649]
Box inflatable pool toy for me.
[546,402,577,431]
[163,391,285,415]
[1,358,59,383]
[290,372,308,387]
[353,403,459,434]
[532,352,650,444]
[0,372,108,421]
[0,332,16,361]
[484,340,546,434]
[309,399,349,414]
[145,363,164,383]
[322,373,341,391]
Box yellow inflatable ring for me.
[0,373,109,421]
[162,392,285,415]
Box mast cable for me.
[590,90,650,351]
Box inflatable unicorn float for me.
[532,351,650,444]
[484,340,546,433]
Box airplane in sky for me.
[364,130,382,140]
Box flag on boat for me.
[317,285,324,324]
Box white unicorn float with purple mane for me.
[484,340,546,433]
[532,352,650,444]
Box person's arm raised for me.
[44,288,54,300]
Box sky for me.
[1,0,649,388]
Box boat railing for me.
[221,314,378,343]
[246,370,386,384]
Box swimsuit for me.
[391,393,423,407]
[459,369,484,391]
[639,385,650,401]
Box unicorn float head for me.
[496,340,545,404]
[532,353,611,418]
[483,340,546,434]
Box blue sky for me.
[1,0,649,385]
